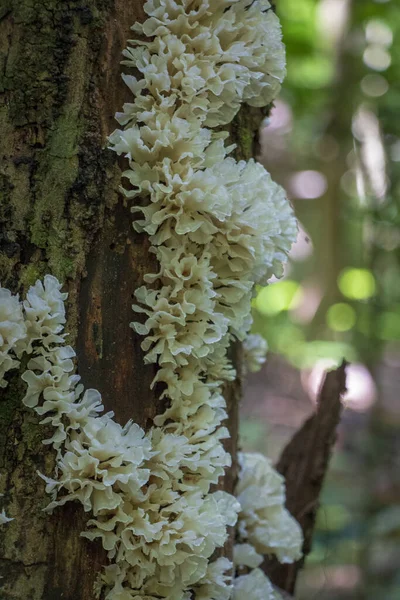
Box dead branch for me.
[264,361,347,595]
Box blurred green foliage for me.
[254,0,400,370]
[248,0,400,598]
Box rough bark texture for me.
[0,3,147,597]
[264,362,347,595]
[0,2,268,598]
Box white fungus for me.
[0,1,300,598]
[0,287,26,387]
[0,477,13,527]
[236,453,303,564]
[233,568,282,600]
[243,334,268,374]
[0,278,238,599]
[233,453,303,599]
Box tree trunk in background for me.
[0,2,267,598]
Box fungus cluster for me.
[1,1,302,598]
[0,288,26,388]
[107,0,298,591]
[0,277,239,598]
[0,484,13,526]
[233,452,303,598]
[243,334,269,374]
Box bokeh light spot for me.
[304,361,377,412]
[255,280,301,316]
[327,303,356,332]
[361,74,389,97]
[363,45,391,71]
[340,170,358,196]
[289,170,327,199]
[289,223,313,262]
[365,19,393,47]
[338,268,376,300]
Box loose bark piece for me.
[264,361,347,594]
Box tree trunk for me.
[0,2,267,598]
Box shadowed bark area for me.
[0,1,268,598]
[264,362,347,595]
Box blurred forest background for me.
[241,0,400,598]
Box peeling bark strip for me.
[264,362,347,594]
[0,2,271,598]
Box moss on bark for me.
[0,2,142,597]
[0,0,117,322]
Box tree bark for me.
[265,362,347,595]
[0,2,268,598]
